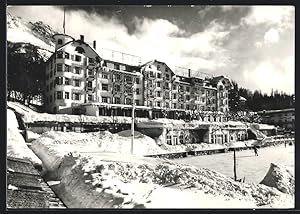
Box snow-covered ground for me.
[173,144,294,184]
[30,144,293,208]
[27,129,294,208]
[7,109,42,166]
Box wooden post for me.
[233,149,237,181]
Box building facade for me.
[258,108,295,130]
[45,33,232,121]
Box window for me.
[125,98,132,105]
[164,82,169,89]
[75,55,81,62]
[56,91,63,99]
[173,85,177,90]
[88,58,94,63]
[136,88,140,95]
[124,76,132,82]
[102,84,108,91]
[166,135,172,145]
[149,101,153,106]
[186,105,190,110]
[75,47,85,54]
[56,64,63,72]
[186,95,190,100]
[181,104,184,109]
[114,74,121,81]
[73,93,80,101]
[114,97,120,104]
[166,74,170,80]
[65,78,70,85]
[202,98,205,102]
[114,84,121,92]
[120,65,126,71]
[173,94,177,99]
[179,85,184,92]
[156,101,161,107]
[166,102,169,108]
[136,78,140,84]
[74,79,80,87]
[64,52,69,59]
[65,92,69,99]
[57,51,63,59]
[150,71,154,77]
[186,87,190,92]
[135,100,140,105]
[179,135,184,144]
[88,95,93,101]
[172,103,176,109]
[107,62,114,69]
[165,92,170,99]
[74,67,81,74]
[157,82,161,87]
[64,64,70,72]
[157,73,161,78]
[87,81,93,89]
[55,77,63,85]
[102,72,109,79]
[157,65,160,70]
[156,91,161,97]
[58,39,63,45]
[114,64,120,70]
[173,135,178,145]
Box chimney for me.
[93,40,96,50]
[188,69,191,77]
[80,35,84,42]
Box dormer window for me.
[75,46,85,54]
[58,39,63,45]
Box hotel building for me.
[45,33,232,122]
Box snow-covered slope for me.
[7,109,42,166]
[7,12,56,60]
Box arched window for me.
[58,39,63,45]
[75,47,85,54]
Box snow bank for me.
[30,130,167,173]
[160,143,225,153]
[229,140,256,148]
[7,109,42,166]
[38,151,292,208]
[260,163,294,195]
[27,130,41,142]
[29,128,294,208]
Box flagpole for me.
[63,7,66,34]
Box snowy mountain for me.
[7,12,57,61]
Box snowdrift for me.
[30,130,166,172]
[260,163,294,195]
[7,109,42,166]
[30,132,294,208]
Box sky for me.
[7,5,295,95]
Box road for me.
[173,144,294,184]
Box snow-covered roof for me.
[255,123,276,130]
[257,108,295,115]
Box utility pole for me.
[233,149,237,181]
